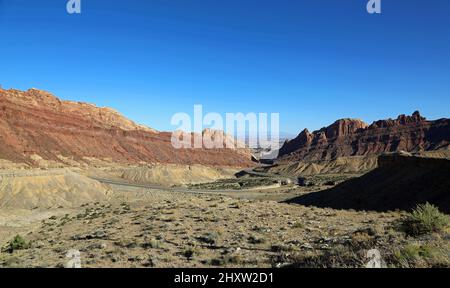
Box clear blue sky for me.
[0,0,449,134]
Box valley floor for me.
[1,185,449,268]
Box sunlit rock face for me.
[278,111,450,162]
[0,87,253,168]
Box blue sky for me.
[0,0,449,134]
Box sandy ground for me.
[0,183,417,268]
[1,164,449,268]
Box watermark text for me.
[171,105,280,150]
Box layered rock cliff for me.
[278,111,450,162]
[0,88,253,168]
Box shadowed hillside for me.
[286,153,450,213]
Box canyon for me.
[0,87,449,268]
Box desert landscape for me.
[0,87,449,268]
[0,4,448,285]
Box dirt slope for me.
[267,155,378,176]
[287,153,450,213]
[119,165,238,186]
[0,169,110,209]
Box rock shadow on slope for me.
[285,154,450,214]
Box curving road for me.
[89,177,260,195]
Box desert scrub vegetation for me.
[402,203,449,236]
[271,245,364,268]
[181,247,197,260]
[208,254,242,266]
[393,243,450,268]
[2,235,30,253]
[197,232,219,245]
[248,235,266,244]
[271,244,296,252]
[141,238,162,249]
[291,222,305,229]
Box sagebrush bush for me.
[182,247,196,260]
[393,243,450,268]
[403,203,449,236]
[3,235,29,253]
[393,244,433,268]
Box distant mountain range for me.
[2,87,448,169]
[278,111,450,163]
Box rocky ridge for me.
[278,111,450,163]
[0,88,253,168]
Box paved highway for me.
[89,177,253,195]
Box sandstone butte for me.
[0,87,253,168]
[278,111,450,163]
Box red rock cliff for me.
[0,88,253,167]
[278,112,450,162]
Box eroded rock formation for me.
[0,88,253,168]
[278,111,450,162]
